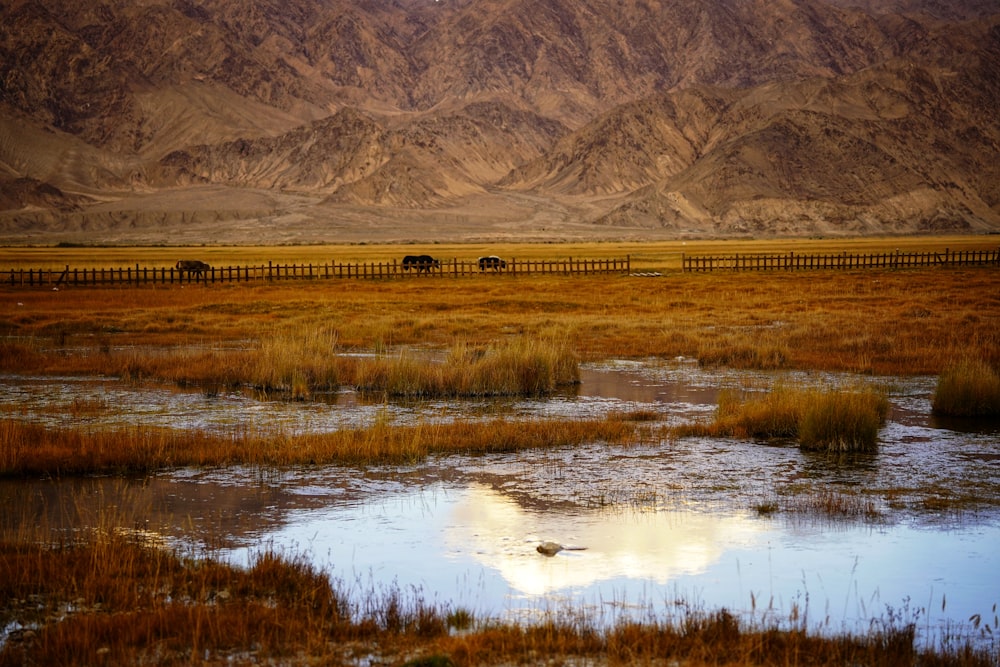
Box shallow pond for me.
[2,361,999,651]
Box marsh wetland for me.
[2,241,999,665]
[3,361,999,650]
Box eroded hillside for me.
[1,0,997,243]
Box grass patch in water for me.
[758,487,882,521]
[798,388,889,453]
[677,384,889,453]
[932,357,1000,417]
[0,414,641,475]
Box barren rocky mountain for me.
[1,0,998,244]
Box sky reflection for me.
[218,478,999,648]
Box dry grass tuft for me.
[798,388,889,453]
[340,337,579,398]
[932,357,1000,417]
[716,386,803,439]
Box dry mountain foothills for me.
[1,0,999,245]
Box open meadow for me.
[2,236,999,666]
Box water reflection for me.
[208,476,999,647]
[447,483,766,596]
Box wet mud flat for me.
[2,360,998,650]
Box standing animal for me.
[478,255,507,272]
[176,260,211,276]
[401,255,440,273]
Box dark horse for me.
[401,255,440,273]
[478,255,507,272]
[176,260,211,276]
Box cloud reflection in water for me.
[446,483,767,597]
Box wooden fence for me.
[5,256,631,288]
[682,248,1000,272]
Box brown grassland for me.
[3,237,999,377]
[2,236,999,665]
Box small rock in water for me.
[536,541,564,556]
[536,541,588,556]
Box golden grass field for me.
[2,236,999,666]
[3,236,998,377]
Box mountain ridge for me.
[1,0,998,244]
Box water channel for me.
[2,361,998,652]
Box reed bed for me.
[4,333,580,400]
[0,530,349,667]
[678,384,889,452]
[932,357,1000,417]
[354,338,579,397]
[1,526,994,667]
[0,415,641,476]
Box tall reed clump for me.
[932,357,1000,417]
[798,388,889,453]
[351,352,446,397]
[352,338,579,397]
[243,326,342,398]
[713,387,801,439]
[446,338,579,396]
[682,384,888,453]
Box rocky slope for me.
[1,0,998,243]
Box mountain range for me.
[1,0,998,244]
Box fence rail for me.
[682,248,1000,272]
[5,257,631,288]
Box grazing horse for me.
[478,255,507,272]
[176,260,211,276]
[401,254,440,273]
